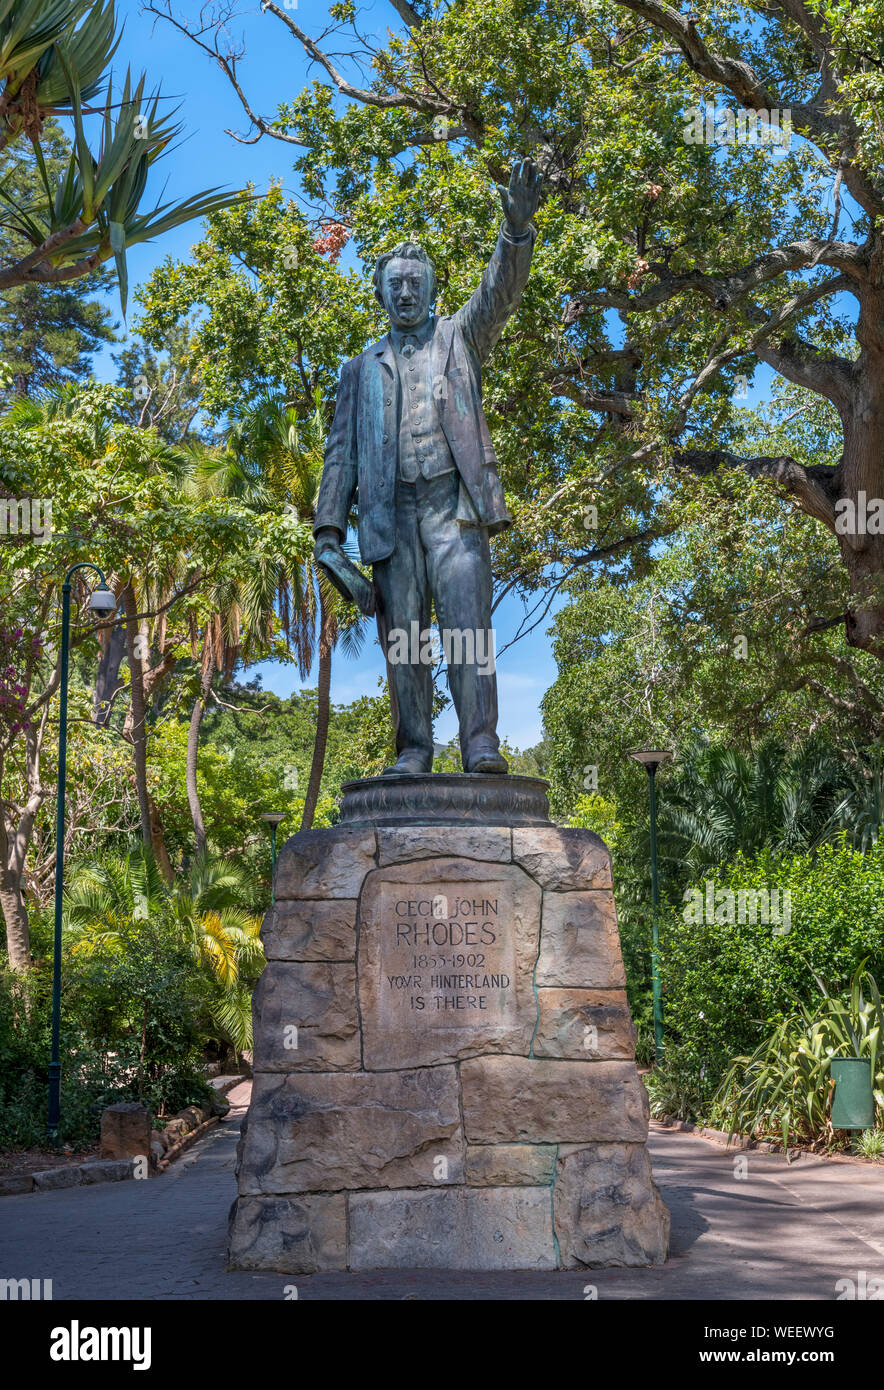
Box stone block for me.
[252,961,360,1071]
[358,858,541,1069]
[554,1143,670,1267]
[275,827,376,900]
[33,1165,83,1191]
[228,1193,347,1272]
[0,1174,33,1196]
[512,826,612,890]
[533,988,635,1059]
[537,892,626,988]
[465,1144,556,1187]
[461,1056,648,1144]
[79,1158,135,1184]
[178,1104,209,1129]
[99,1101,152,1160]
[261,899,357,961]
[349,1186,557,1270]
[237,1068,463,1194]
[377,826,511,866]
[231,807,669,1272]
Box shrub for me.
[0,909,213,1150]
[644,1043,707,1123]
[656,838,884,1091]
[713,964,884,1149]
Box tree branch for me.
[672,448,839,529]
[612,0,884,216]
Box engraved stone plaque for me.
[358,858,541,1069]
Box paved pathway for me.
[3,1084,883,1299]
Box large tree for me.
[0,383,312,967]
[149,0,884,658]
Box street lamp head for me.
[260,812,287,826]
[628,748,672,773]
[89,584,117,614]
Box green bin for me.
[830,1057,876,1130]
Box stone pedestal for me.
[228,776,669,1272]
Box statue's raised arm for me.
[455,158,544,366]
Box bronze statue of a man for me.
[314,158,542,776]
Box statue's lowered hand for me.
[497,158,543,237]
[314,529,376,617]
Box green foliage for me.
[542,471,884,827]
[0,923,210,1150]
[67,912,212,1113]
[112,317,205,443]
[657,839,884,1092]
[65,845,264,1054]
[658,738,878,872]
[133,186,372,423]
[852,1129,884,1159]
[713,964,884,1149]
[0,2,239,307]
[644,1043,706,1124]
[0,125,117,400]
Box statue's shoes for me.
[465,749,509,775]
[382,751,432,776]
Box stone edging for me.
[0,1157,137,1197]
[156,1114,218,1169]
[0,1075,245,1198]
[655,1115,883,1167]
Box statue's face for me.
[380,256,433,329]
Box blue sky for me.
[89,3,847,750]
[87,1,561,750]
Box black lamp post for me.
[48,565,117,1147]
[628,748,671,1064]
[260,812,287,902]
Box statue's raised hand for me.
[497,158,543,237]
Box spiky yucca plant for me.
[714,963,884,1153]
[0,1,239,306]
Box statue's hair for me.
[372,241,437,305]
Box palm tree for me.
[65,844,263,1052]
[205,392,367,830]
[658,737,852,875]
[0,0,117,152]
[827,746,884,853]
[2,384,193,859]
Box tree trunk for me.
[0,728,48,969]
[300,595,334,832]
[122,584,152,847]
[186,654,215,856]
[837,400,884,656]
[149,795,174,883]
[94,620,127,725]
[0,864,31,969]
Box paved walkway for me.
[3,1084,883,1299]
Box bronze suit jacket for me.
[314,222,535,565]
